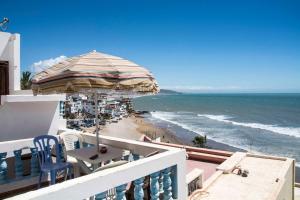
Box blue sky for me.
[2,0,300,92]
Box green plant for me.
[20,71,32,90]
[192,135,207,148]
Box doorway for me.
[0,61,9,97]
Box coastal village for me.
[0,19,299,200]
[64,95,132,130]
[63,94,182,145]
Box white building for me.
[82,99,107,116]
[0,31,66,141]
[82,100,95,115]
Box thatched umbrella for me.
[32,50,159,153]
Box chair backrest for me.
[33,135,60,167]
[60,132,83,151]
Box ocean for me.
[133,93,300,166]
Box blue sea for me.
[133,93,300,166]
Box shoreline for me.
[138,114,244,152]
[132,115,183,144]
[131,114,300,183]
[81,115,300,183]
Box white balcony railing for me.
[0,133,187,200]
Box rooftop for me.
[191,153,294,200]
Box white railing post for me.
[175,150,187,200]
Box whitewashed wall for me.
[0,101,65,141]
[270,158,295,200]
[0,32,67,141]
[0,31,20,92]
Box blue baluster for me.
[150,172,160,200]
[134,177,144,200]
[116,184,127,200]
[162,168,173,200]
[132,154,140,161]
[159,171,164,193]
[0,152,8,184]
[122,154,130,161]
[30,148,40,177]
[95,191,107,200]
[14,149,23,179]
[171,166,178,199]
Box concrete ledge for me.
[11,90,33,95]
[188,151,228,164]
[216,152,246,174]
[186,168,203,186]
[150,141,233,157]
[1,94,65,104]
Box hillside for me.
[159,89,182,95]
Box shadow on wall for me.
[0,101,61,141]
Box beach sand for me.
[82,117,142,140]
[132,115,183,144]
[82,115,182,144]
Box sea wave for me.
[150,111,206,135]
[150,111,300,165]
[197,114,300,138]
[151,111,251,150]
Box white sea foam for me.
[150,111,300,166]
[150,112,206,136]
[150,111,258,151]
[198,114,300,138]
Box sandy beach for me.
[82,115,182,144]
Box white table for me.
[67,144,124,174]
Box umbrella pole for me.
[94,92,100,153]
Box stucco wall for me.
[273,159,295,200]
[0,32,20,92]
[0,101,66,141]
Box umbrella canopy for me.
[31,50,159,95]
[31,50,159,154]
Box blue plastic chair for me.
[33,135,72,188]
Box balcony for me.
[1,131,296,199]
[0,132,187,199]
